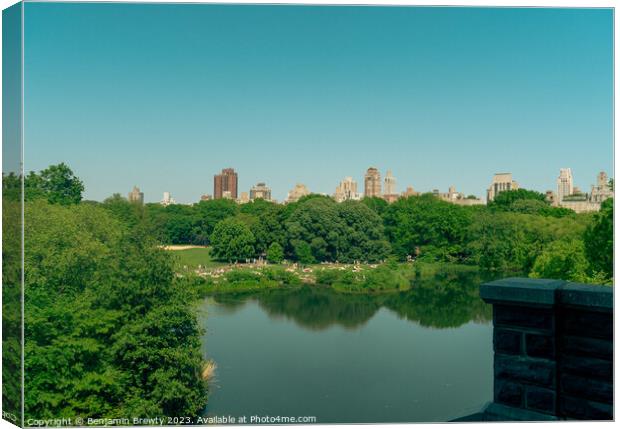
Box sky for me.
[22,3,613,203]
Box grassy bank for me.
[169,247,481,295]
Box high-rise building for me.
[590,171,613,203]
[286,183,310,203]
[249,182,272,201]
[214,168,238,200]
[557,168,574,202]
[161,191,175,206]
[364,167,382,198]
[383,170,397,202]
[486,173,519,202]
[238,191,250,204]
[128,186,144,205]
[334,177,360,202]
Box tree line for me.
[3,165,208,420]
[91,182,611,285]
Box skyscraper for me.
[383,170,398,202]
[128,186,144,205]
[214,168,238,200]
[334,177,360,202]
[286,183,310,203]
[486,173,519,201]
[250,182,272,201]
[161,191,175,206]
[364,167,381,198]
[557,168,574,201]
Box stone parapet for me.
[479,278,613,421]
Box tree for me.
[25,163,84,205]
[266,242,284,263]
[361,196,389,216]
[190,199,238,244]
[292,240,315,264]
[285,197,345,262]
[383,194,471,262]
[529,239,588,281]
[210,218,256,262]
[336,201,390,263]
[24,200,208,419]
[240,200,286,254]
[489,189,546,210]
[584,198,613,280]
[102,193,144,230]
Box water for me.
[198,270,496,423]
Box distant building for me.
[334,177,360,202]
[557,168,574,202]
[487,173,519,202]
[222,190,233,200]
[214,168,238,199]
[383,170,398,203]
[545,190,557,206]
[249,182,272,201]
[590,171,613,203]
[128,186,144,205]
[558,170,613,213]
[200,194,212,201]
[161,191,175,206]
[286,183,310,203]
[238,191,250,204]
[401,186,420,199]
[435,185,484,206]
[364,167,382,198]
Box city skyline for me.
[21,4,613,203]
[119,165,611,206]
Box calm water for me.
[198,270,496,423]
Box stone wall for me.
[480,278,613,421]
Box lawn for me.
[168,247,227,269]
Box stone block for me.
[561,355,613,379]
[561,336,613,360]
[494,329,522,355]
[525,333,554,359]
[495,355,555,387]
[562,309,612,340]
[494,305,553,331]
[525,386,556,414]
[560,395,613,420]
[560,373,613,404]
[495,380,523,407]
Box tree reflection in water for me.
[210,269,509,331]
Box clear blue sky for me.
[23,3,613,203]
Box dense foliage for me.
[20,191,208,419]
[90,177,613,284]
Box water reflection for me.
[210,269,498,330]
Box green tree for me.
[210,217,256,262]
[292,240,315,264]
[336,200,390,263]
[383,194,471,262]
[102,193,144,230]
[529,239,588,281]
[240,200,286,254]
[285,197,344,262]
[25,163,84,205]
[489,189,546,210]
[266,242,285,263]
[361,196,389,216]
[584,198,613,281]
[24,200,207,419]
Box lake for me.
[198,270,496,423]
